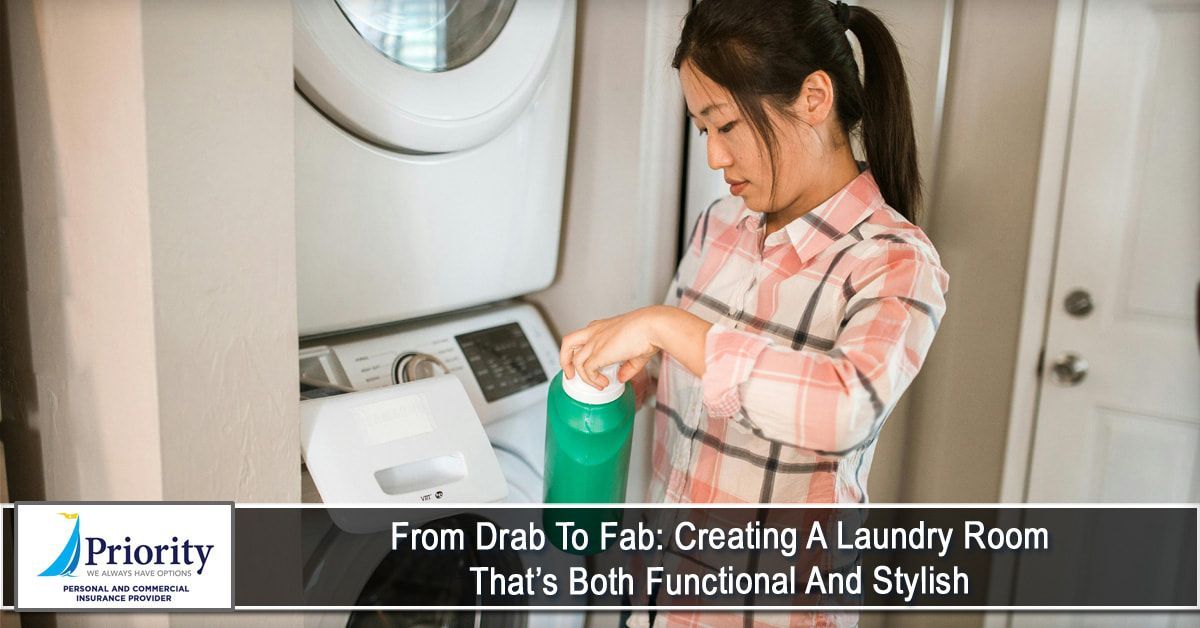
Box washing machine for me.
[299,302,560,509]
[293,0,576,336]
[299,302,586,626]
[294,0,581,620]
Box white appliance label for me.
[356,393,434,446]
[15,503,233,610]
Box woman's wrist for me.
[647,305,684,351]
[647,305,711,378]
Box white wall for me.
[529,0,689,509]
[2,2,299,624]
[888,1,1058,627]
[1,0,299,500]
[2,0,164,507]
[899,0,1057,505]
[139,0,298,504]
[1,3,299,624]
[532,0,688,335]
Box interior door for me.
[1015,0,1199,624]
[1024,0,1200,506]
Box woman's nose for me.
[706,137,733,170]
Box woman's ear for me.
[793,70,836,126]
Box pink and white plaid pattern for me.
[649,170,947,506]
[639,170,948,627]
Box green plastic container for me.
[543,364,635,553]
[544,364,636,502]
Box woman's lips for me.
[728,180,747,195]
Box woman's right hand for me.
[558,306,664,390]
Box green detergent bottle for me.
[544,364,635,553]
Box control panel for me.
[299,302,560,424]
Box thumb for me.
[616,355,650,383]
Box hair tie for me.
[833,1,850,30]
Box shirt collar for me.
[736,169,884,264]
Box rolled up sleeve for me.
[700,245,948,456]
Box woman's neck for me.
[764,149,861,236]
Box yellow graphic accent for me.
[56,513,78,520]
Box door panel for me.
[1025,0,1200,505]
[1015,1,1198,624]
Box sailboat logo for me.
[38,513,81,577]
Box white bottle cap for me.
[562,363,624,405]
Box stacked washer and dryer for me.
[292,0,584,626]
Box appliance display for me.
[456,323,548,402]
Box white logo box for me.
[15,502,234,611]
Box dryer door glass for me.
[334,0,517,72]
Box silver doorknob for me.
[1064,289,1094,317]
[1050,352,1088,386]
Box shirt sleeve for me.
[700,242,948,456]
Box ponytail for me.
[846,6,922,220]
[673,0,923,221]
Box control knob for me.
[392,352,449,383]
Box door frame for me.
[997,0,1086,506]
[985,3,1085,624]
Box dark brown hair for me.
[673,0,921,220]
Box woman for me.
[564,1,949,623]
[560,0,947,509]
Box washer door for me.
[295,0,566,153]
[346,514,527,628]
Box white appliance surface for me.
[299,301,561,502]
[294,0,566,152]
[294,0,576,336]
[300,304,582,628]
[295,0,579,619]
[301,375,510,512]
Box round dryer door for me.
[294,0,567,153]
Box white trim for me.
[997,0,1087,505]
[635,0,688,304]
[923,0,955,210]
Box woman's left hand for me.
[559,306,667,390]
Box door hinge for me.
[1035,347,1045,377]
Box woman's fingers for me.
[570,342,598,389]
[560,310,657,390]
[617,355,650,383]
[586,352,612,388]
[559,327,592,378]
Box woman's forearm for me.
[650,306,712,378]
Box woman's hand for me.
[559,305,714,390]
[559,306,667,390]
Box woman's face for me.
[679,60,820,216]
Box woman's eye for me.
[696,121,737,136]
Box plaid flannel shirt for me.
[633,170,947,628]
[647,170,949,506]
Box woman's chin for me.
[744,199,771,214]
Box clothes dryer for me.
[294,0,576,336]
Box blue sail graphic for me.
[38,517,81,577]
